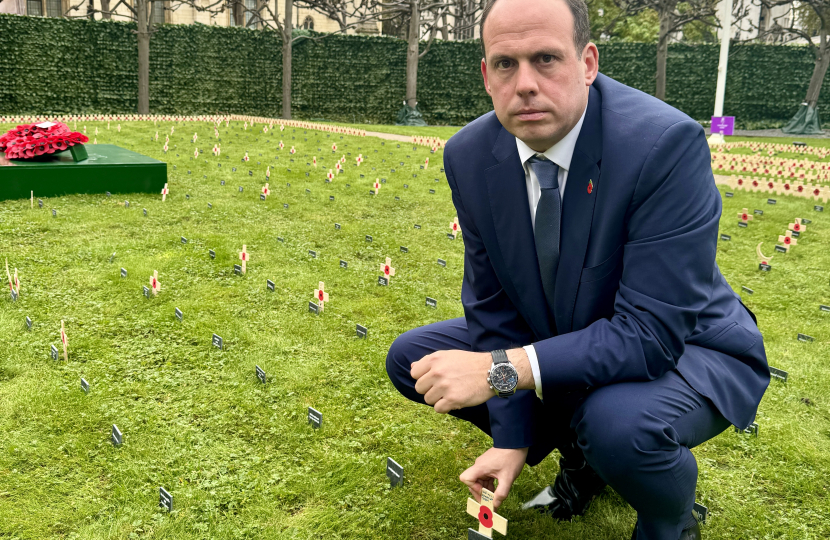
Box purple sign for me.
[711,116,735,136]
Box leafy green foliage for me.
[2,14,830,127]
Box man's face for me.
[481,0,598,152]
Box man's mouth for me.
[515,110,547,121]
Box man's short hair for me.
[480,0,591,59]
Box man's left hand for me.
[411,350,493,413]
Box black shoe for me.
[521,442,606,520]
[630,515,702,540]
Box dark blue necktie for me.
[528,156,561,330]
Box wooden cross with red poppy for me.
[290,146,296,154]
[450,217,461,238]
[150,270,161,295]
[161,183,169,202]
[738,208,753,223]
[262,183,270,198]
[789,218,807,234]
[213,144,220,156]
[5,258,13,294]
[327,169,335,182]
[380,257,396,281]
[194,148,199,160]
[313,156,317,168]
[279,141,285,150]
[13,268,20,295]
[466,488,508,538]
[424,157,429,169]
[243,152,250,162]
[778,231,798,251]
[61,320,69,362]
[335,162,342,173]
[314,281,329,311]
[373,180,382,194]
[356,154,363,166]
[239,245,249,274]
[332,143,337,152]
[192,132,198,143]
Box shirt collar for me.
[515,103,587,172]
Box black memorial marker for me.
[386,457,404,488]
[741,286,753,295]
[260,193,266,201]
[774,245,788,253]
[50,344,59,361]
[234,264,243,275]
[447,233,456,240]
[208,203,212,209]
[340,260,348,269]
[38,199,43,208]
[725,192,734,198]
[212,333,224,350]
[308,407,323,429]
[759,263,771,271]
[284,203,289,209]
[125,201,130,208]
[366,235,373,242]
[815,205,824,212]
[309,250,317,259]
[143,209,147,216]
[330,195,335,201]
[267,279,275,292]
[426,297,438,308]
[738,222,748,228]
[143,285,150,299]
[820,304,830,312]
[239,186,244,192]
[404,184,409,189]
[720,234,731,241]
[468,529,490,540]
[414,224,421,229]
[277,237,284,243]
[769,366,788,382]
[52,209,57,217]
[437,259,447,267]
[159,487,173,511]
[378,276,389,286]
[797,333,815,342]
[175,307,183,322]
[209,249,216,259]
[181,236,187,244]
[693,502,708,526]
[81,377,89,394]
[356,324,368,339]
[753,209,763,215]
[10,288,17,302]
[734,422,759,437]
[767,199,777,205]
[256,365,267,384]
[400,246,408,253]
[309,302,320,315]
[112,425,123,446]
[335,223,341,230]
[429,189,436,194]
[25,316,32,330]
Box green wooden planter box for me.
[0,144,167,202]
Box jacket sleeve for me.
[444,150,543,452]
[533,120,722,396]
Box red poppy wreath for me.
[0,121,89,159]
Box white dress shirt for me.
[516,106,587,401]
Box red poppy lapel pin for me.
[587,179,594,194]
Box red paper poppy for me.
[318,291,324,301]
[784,237,791,245]
[478,506,494,528]
[742,213,748,221]
[0,121,88,159]
[384,265,390,275]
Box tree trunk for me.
[441,11,448,40]
[87,0,94,19]
[806,27,830,108]
[282,0,293,119]
[101,0,111,19]
[137,0,150,114]
[405,0,419,108]
[655,6,673,101]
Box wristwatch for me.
[487,349,518,398]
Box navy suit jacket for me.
[443,74,769,465]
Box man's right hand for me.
[459,446,529,510]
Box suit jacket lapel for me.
[554,85,603,334]
[485,127,555,340]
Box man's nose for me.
[515,61,539,97]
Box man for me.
[385,0,769,538]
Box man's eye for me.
[541,55,553,63]
[498,60,511,69]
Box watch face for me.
[490,363,518,392]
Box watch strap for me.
[491,349,508,365]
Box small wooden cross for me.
[239,245,249,274]
[789,218,807,233]
[778,230,797,251]
[313,156,317,167]
[424,157,429,169]
[213,144,220,156]
[266,166,271,180]
[163,142,168,153]
[243,152,250,162]
[341,155,346,164]
[13,268,20,295]
[170,126,174,134]
[332,143,337,152]
[60,320,69,362]
[214,128,219,139]
[192,132,198,143]
[155,131,158,141]
[327,170,334,182]
[194,148,199,159]
[336,162,342,173]
[373,180,381,194]
[738,208,753,223]
[150,270,161,295]
[5,258,12,293]
[314,281,330,311]
[290,146,296,154]
[244,121,248,130]
[450,217,461,238]
[380,257,396,280]
[117,124,121,132]
[279,141,284,150]
[262,183,270,198]
[466,488,508,538]
[161,183,169,202]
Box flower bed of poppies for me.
[0,121,88,159]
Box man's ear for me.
[481,58,492,97]
[582,43,599,86]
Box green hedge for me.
[0,14,827,126]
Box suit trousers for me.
[385,317,732,540]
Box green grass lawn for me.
[0,121,829,539]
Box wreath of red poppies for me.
[0,122,89,159]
